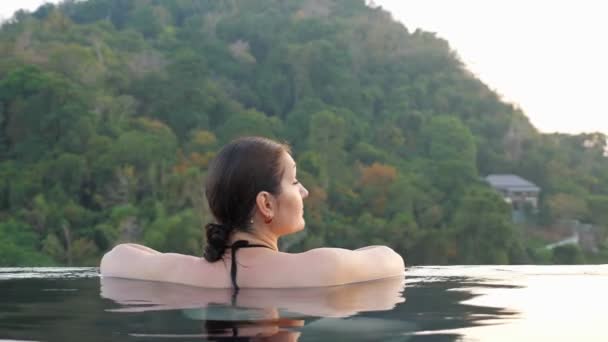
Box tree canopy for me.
[0,0,606,266]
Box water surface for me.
[1,266,606,341]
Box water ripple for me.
[0,267,99,280]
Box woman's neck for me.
[230,230,279,251]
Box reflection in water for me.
[0,267,528,341]
[100,276,407,340]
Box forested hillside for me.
[1,0,607,266]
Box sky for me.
[377,0,608,135]
[1,0,606,135]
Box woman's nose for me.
[300,184,309,198]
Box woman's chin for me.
[294,221,306,233]
[278,221,306,236]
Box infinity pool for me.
[1,266,606,341]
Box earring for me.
[264,216,273,224]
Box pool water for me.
[0,266,606,341]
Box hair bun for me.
[204,222,232,262]
[207,223,229,243]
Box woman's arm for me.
[354,245,384,251]
[121,243,162,255]
[100,244,157,279]
[299,246,405,286]
[100,243,177,281]
[100,244,223,287]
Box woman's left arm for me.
[100,244,217,287]
[100,244,164,280]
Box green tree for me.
[551,245,585,265]
[0,220,53,266]
[420,116,477,198]
[308,110,346,189]
[451,187,520,264]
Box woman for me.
[100,136,405,288]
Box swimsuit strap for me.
[228,240,273,293]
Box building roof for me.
[485,174,540,192]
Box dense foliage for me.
[1,0,607,266]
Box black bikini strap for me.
[229,240,273,294]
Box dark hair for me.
[203,136,290,262]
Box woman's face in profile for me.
[272,152,309,236]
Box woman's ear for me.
[255,191,275,218]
